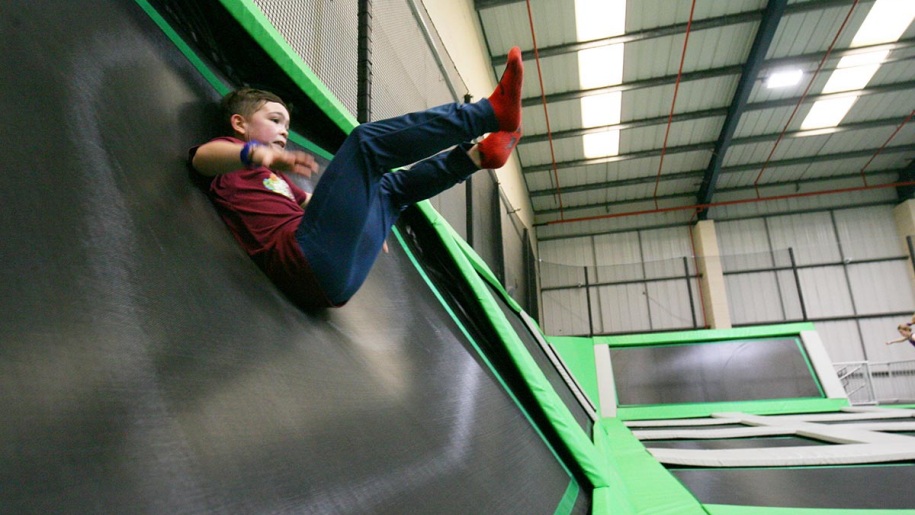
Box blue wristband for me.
[240,141,261,169]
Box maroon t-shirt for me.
[191,137,332,308]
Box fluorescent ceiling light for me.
[851,0,915,47]
[581,92,622,128]
[583,131,620,159]
[578,44,624,89]
[766,69,803,89]
[800,97,858,130]
[575,0,625,41]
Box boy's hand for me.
[259,147,318,178]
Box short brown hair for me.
[220,88,287,131]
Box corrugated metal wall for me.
[539,201,915,364]
[540,226,701,336]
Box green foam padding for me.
[416,202,611,489]
[617,397,850,421]
[548,336,601,413]
[595,419,706,514]
[595,323,816,347]
[704,504,915,515]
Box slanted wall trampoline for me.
[1,0,606,512]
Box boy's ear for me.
[229,113,247,136]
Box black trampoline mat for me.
[672,464,915,509]
[0,1,588,513]
[611,338,822,405]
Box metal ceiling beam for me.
[521,65,743,107]
[474,0,523,10]
[488,0,870,65]
[897,160,915,200]
[520,79,915,144]
[523,116,912,174]
[701,0,782,217]
[522,142,713,174]
[519,39,915,108]
[526,144,915,195]
[534,200,896,240]
[533,170,902,216]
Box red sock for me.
[479,130,522,169]
[488,46,523,132]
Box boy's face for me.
[233,101,290,151]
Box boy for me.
[191,47,523,309]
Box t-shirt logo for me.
[263,173,295,200]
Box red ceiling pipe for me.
[859,109,915,186]
[525,0,565,218]
[545,179,915,225]
[653,0,697,210]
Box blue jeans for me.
[295,99,498,304]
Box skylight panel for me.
[583,130,620,159]
[575,0,625,41]
[575,0,626,158]
[799,0,914,130]
[821,64,880,94]
[581,92,622,128]
[851,0,915,47]
[578,44,624,89]
[800,97,857,130]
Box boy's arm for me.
[192,140,317,177]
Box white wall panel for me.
[797,266,854,318]
[594,284,650,334]
[645,279,696,330]
[640,227,693,279]
[717,218,770,256]
[847,261,915,316]
[539,236,594,266]
[776,270,804,320]
[539,262,585,290]
[766,212,842,265]
[726,272,785,325]
[833,206,905,260]
[542,289,590,336]
[815,320,865,363]
[593,232,642,267]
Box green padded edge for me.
[450,235,605,432]
[546,336,601,414]
[415,202,611,489]
[595,323,816,346]
[392,227,580,514]
[216,0,357,134]
[704,505,915,515]
[595,419,706,514]
[134,0,230,95]
[617,397,850,421]
[592,323,848,419]
[553,480,580,515]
